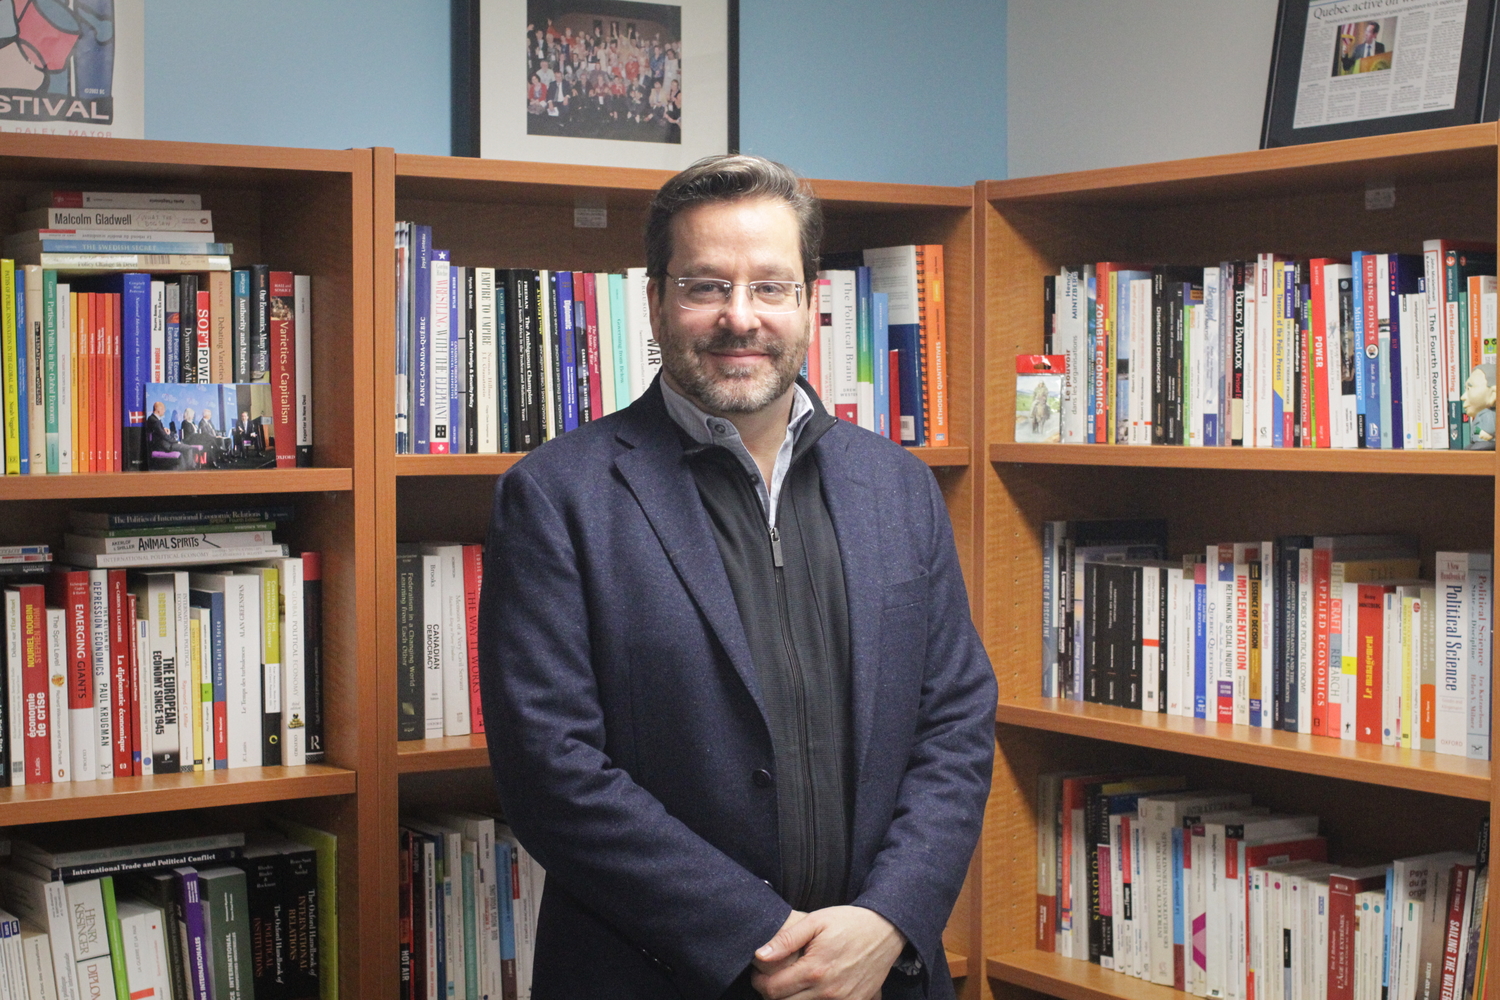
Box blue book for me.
[13,270,26,474]
[190,587,228,770]
[495,279,511,453]
[1171,827,1186,967]
[557,270,578,433]
[1377,255,1394,449]
[1383,867,1394,997]
[891,322,924,446]
[1359,253,1384,448]
[496,840,517,984]
[449,266,463,454]
[413,225,432,453]
[32,239,232,255]
[856,266,872,429]
[1387,254,1423,450]
[1193,565,1207,720]
[873,291,890,438]
[232,269,251,384]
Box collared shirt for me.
[659,377,815,528]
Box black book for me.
[120,870,191,1000]
[548,272,564,439]
[1276,536,1312,732]
[1338,277,1358,447]
[1043,274,1055,355]
[1155,563,1170,714]
[396,545,422,740]
[278,839,320,1000]
[495,278,511,453]
[465,267,478,454]
[251,264,272,382]
[1152,267,1197,445]
[303,552,324,763]
[399,829,413,1000]
[1231,262,1248,446]
[178,273,199,382]
[575,275,591,425]
[502,269,537,452]
[1083,561,1106,704]
[0,615,9,788]
[233,844,289,1000]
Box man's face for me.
[1364,24,1378,43]
[648,197,810,416]
[153,402,163,417]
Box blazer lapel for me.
[815,430,881,782]
[613,387,768,718]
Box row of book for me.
[5,189,229,273]
[1036,775,1489,1000]
[2,505,323,781]
[1042,521,1493,759]
[0,261,312,474]
[395,543,482,741]
[0,823,334,1000]
[392,226,952,454]
[399,813,543,1000]
[1039,244,1497,449]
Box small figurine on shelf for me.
[1464,363,1496,449]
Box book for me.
[196,867,254,1000]
[269,820,336,1000]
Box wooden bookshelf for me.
[372,147,984,994]
[976,123,1500,998]
[0,134,381,998]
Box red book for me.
[195,288,211,385]
[462,543,484,735]
[889,349,901,442]
[109,291,123,470]
[268,271,298,468]
[582,272,603,422]
[1441,863,1476,1000]
[92,291,103,471]
[1312,545,1332,736]
[108,569,132,778]
[12,585,49,784]
[1327,866,1387,1000]
[127,592,141,775]
[1356,583,1389,743]
[44,571,92,780]
[398,829,415,997]
[1310,259,1336,449]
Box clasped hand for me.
[749,905,905,1000]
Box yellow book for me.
[1,258,16,474]
[188,613,204,771]
[71,291,84,473]
[1400,588,1415,749]
[1272,262,1287,445]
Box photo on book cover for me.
[143,382,275,471]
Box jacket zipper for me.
[767,517,819,906]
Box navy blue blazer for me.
[478,379,996,999]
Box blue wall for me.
[143,0,1006,184]
[738,0,1006,185]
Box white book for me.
[23,268,42,475]
[1232,544,1255,726]
[1399,292,1422,449]
[64,530,276,556]
[1311,876,1332,1000]
[72,957,113,1000]
[1326,264,1358,449]
[294,274,313,461]
[264,556,307,766]
[114,899,170,1000]
[624,267,657,403]
[1255,256,1275,447]
[1468,553,1492,760]
[1203,268,1222,447]
[1422,243,1450,448]
[148,280,164,384]
[1141,564,1161,713]
[44,608,67,784]
[134,620,151,776]
[1381,590,1398,747]
[63,882,106,964]
[1166,568,1188,717]
[475,267,498,453]
[1108,812,1126,971]
[421,555,445,739]
[130,574,179,774]
[19,923,58,1000]
[3,592,22,787]
[429,812,501,1000]
[0,870,74,1000]
[0,907,22,1000]
[1129,277,1149,445]
[1188,296,1205,446]
[86,571,111,782]
[171,571,192,772]
[823,270,857,424]
[420,545,468,737]
[429,252,451,452]
[1215,544,1236,725]
[1131,815,1149,977]
[188,573,261,768]
[1436,552,1471,756]
[1058,267,1087,443]
[1240,263,1257,446]
[58,544,290,569]
[54,285,71,475]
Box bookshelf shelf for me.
[946,951,969,978]
[0,765,355,826]
[988,442,1495,476]
[395,735,490,774]
[0,468,356,500]
[987,950,1178,1000]
[394,446,970,477]
[996,697,1491,800]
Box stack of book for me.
[0,190,314,474]
[395,543,482,741]
[399,812,543,1000]
[1,505,324,783]
[0,825,332,1000]
[1036,775,1489,1000]
[1040,245,1496,449]
[1042,521,1493,759]
[393,224,950,453]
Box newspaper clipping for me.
[1293,0,1466,129]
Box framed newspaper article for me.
[453,0,738,168]
[1261,0,1500,147]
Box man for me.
[478,155,996,1000]
[1340,21,1386,72]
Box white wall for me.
[1007,0,1280,178]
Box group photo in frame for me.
[453,0,737,168]
[1262,0,1500,147]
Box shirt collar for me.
[659,375,815,449]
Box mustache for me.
[689,332,785,357]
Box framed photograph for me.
[1261,0,1500,147]
[0,0,143,138]
[453,0,737,168]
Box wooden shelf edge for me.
[995,698,1491,800]
[0,765,356,825]
[0,467,355,500]
[945,951,968,978]
[396,446,968,476]
[988,950,1178,1000]
[989,442,1496,476]
[912,445,971,468]
[397,735,491,774]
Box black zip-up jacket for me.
[681,391,852,913]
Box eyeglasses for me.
[666,275,804,313]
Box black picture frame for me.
[1261,0,1500,148]
[451,0,739,160]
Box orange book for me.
[87,291,98,472]
[69,290,82,473]
[108,292,122,470]
[923,243,949,446]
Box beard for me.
[657,325,808,414]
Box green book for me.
[197,866,253,1000]
[99,876,129,1000]
[461,837,478,1000]
[42,268,57,473]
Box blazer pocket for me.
[882,573,928,610]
